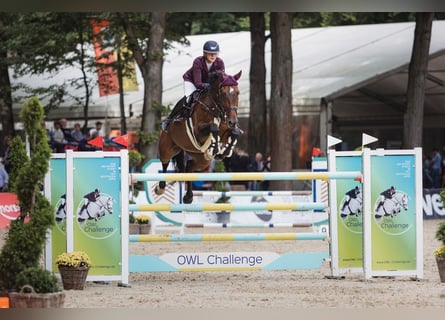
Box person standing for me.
[0,162,8,192]
[430,148,442,189]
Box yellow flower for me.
[56,251,91,268]
[136,215,150,225]
[434,245,445,258]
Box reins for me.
[195,86,238,124]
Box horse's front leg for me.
[154,161,170,195]
[219,126,242,158]
[199,122,220,157]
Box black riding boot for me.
[161,96,190,131]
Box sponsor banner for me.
[333,154,363,270]
[72,156,122,276]
[0,193,21,228]
[422,188,445,219]
[50,157,67,271]
[362,148,423,279]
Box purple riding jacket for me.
[183,56,225,90]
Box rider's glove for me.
[203,83,210,90]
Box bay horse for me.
[156,70,243,203]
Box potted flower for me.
[55,251,91,290]
[8,267,64,308]
[136,214,151,234]
[129,212,139,234]
[434,215,445,282]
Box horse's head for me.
[209,70,242,129]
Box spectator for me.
[59,118,73,143]
[0,162,8,192]
[430,148,442,189]
[260,153,271,190]
[227,147,250,190]
[2,135,12,173]
[90,121,105,138]
[423,152,433,188]
[248,152,263,190]
[70,123,85,144]
[52,121,66,153]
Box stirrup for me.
[161,119,169,131]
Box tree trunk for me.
[0,18,14,138]
[123,12,166,163]
[248,13,268,156]
[403,12,434,148]
[269,13,293,190]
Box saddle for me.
[161,91,202,131]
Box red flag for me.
[88,136,103,149]
[113,134,128,148]
[312,147,323,157]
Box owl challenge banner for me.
[362,148,423,279]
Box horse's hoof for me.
[154,186,165,195]
[183,196,193,204]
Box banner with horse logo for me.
[362,148,423,279]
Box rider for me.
[161,40,226,130]
[79,188,100,217]
[341,186,360,211]
[376,186,395,211]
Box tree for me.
[403,13,434,148]
[269,13,293,190]
[248,13,269,157]
[120,12,167,162]
[0,13,16,138]
[0,97,55,291]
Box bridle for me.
[196,85,239,127]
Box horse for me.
[156,70,243,204]
[77,194,113,225]
[55,194,67,225]
[340,193,363,219]
[374,191,408,220]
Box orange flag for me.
[88,136,103,149]
[312,147,323,157]
[113,134,128,148]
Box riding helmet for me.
[203,40,220,53]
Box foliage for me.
[136,130,159,146]
[128,150,143,170]
[15,267,60,293]
[435,221,445,246]
[55,251,91,268]
[136,215,150,225]
[0,97,54,292]
[129,212,136,224]
[435,192,445,258]
[214,160,230,203]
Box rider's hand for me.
[203,83,210,90]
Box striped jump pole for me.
[184,223,313,228]
[129,202,326,212]
[192,190,311,197]
[129,232,327,242]
[130,171,362,182]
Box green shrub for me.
[15,267,60,293]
